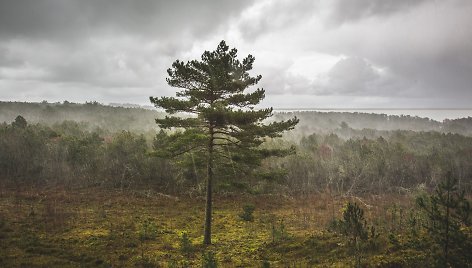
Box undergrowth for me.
[0,188,469,267]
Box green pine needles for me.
[150,40,298,245]
[417,171,472,267]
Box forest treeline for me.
[2,101,472,136]
[275,111,472,139]
[1,108,471,194]
[0,101,163,133]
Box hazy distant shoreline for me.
[273,108,472,121]
[274,108,472,110]
[2,101,472,122]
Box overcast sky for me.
[0,0,471,108]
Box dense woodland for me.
[1,101,472,267]
[1,101,472,195]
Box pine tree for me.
[150,40,298,245]
[416,171,472,267]
[12,115,27,128]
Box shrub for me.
[179,232,193,256]
[138,218,158,241]
[239,204,255,222]
[271,219,290,242]
[339,202,369,267]
[131,255,156,268]
[261,259,271,268]
[326,217,341,232]
[202,251,217,268]
[339,202,368,244]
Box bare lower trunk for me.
[203,167,212,245]
[204,128,214,245]
[445,189,450,265]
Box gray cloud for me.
[0,46,23,67]
[0,0,253,41]
[277,0,472,105]
[315,57,386,96]
[0,0,471,108]
[260,57,405,97]
[260,70,312,95]
[327,0,472,100]
[325,57,380,94]
[326,0,428,26]
[237,0,318,41]
[0,0,255,98]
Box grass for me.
[0,187,451,267]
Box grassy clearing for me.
[0,187,457,267]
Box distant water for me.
[273,109,472,122]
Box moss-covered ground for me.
[0,188,445,267]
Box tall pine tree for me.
[150,40,298,245]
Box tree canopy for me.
[150,40,299,244]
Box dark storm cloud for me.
[0,0,253,41]
[0,0,255,100]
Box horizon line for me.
[272,108,472,110]
[2,101,472,110]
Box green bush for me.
[179,232,193,256]
[138,218,158,241]
[239,204,255,222]
[326,217,341,232]
[202,251,217,268]
[339,202,369,267]
[271,220,290,242]
[339,202,368,243]
[261,259,270,268]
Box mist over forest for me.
[2,99,472,195]
[2,101,472,137]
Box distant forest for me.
[0,101,163,133]
[1,101,472,194]
[2,101,472,136]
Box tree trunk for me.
[204,128,214,245]
[445,188,450,265]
